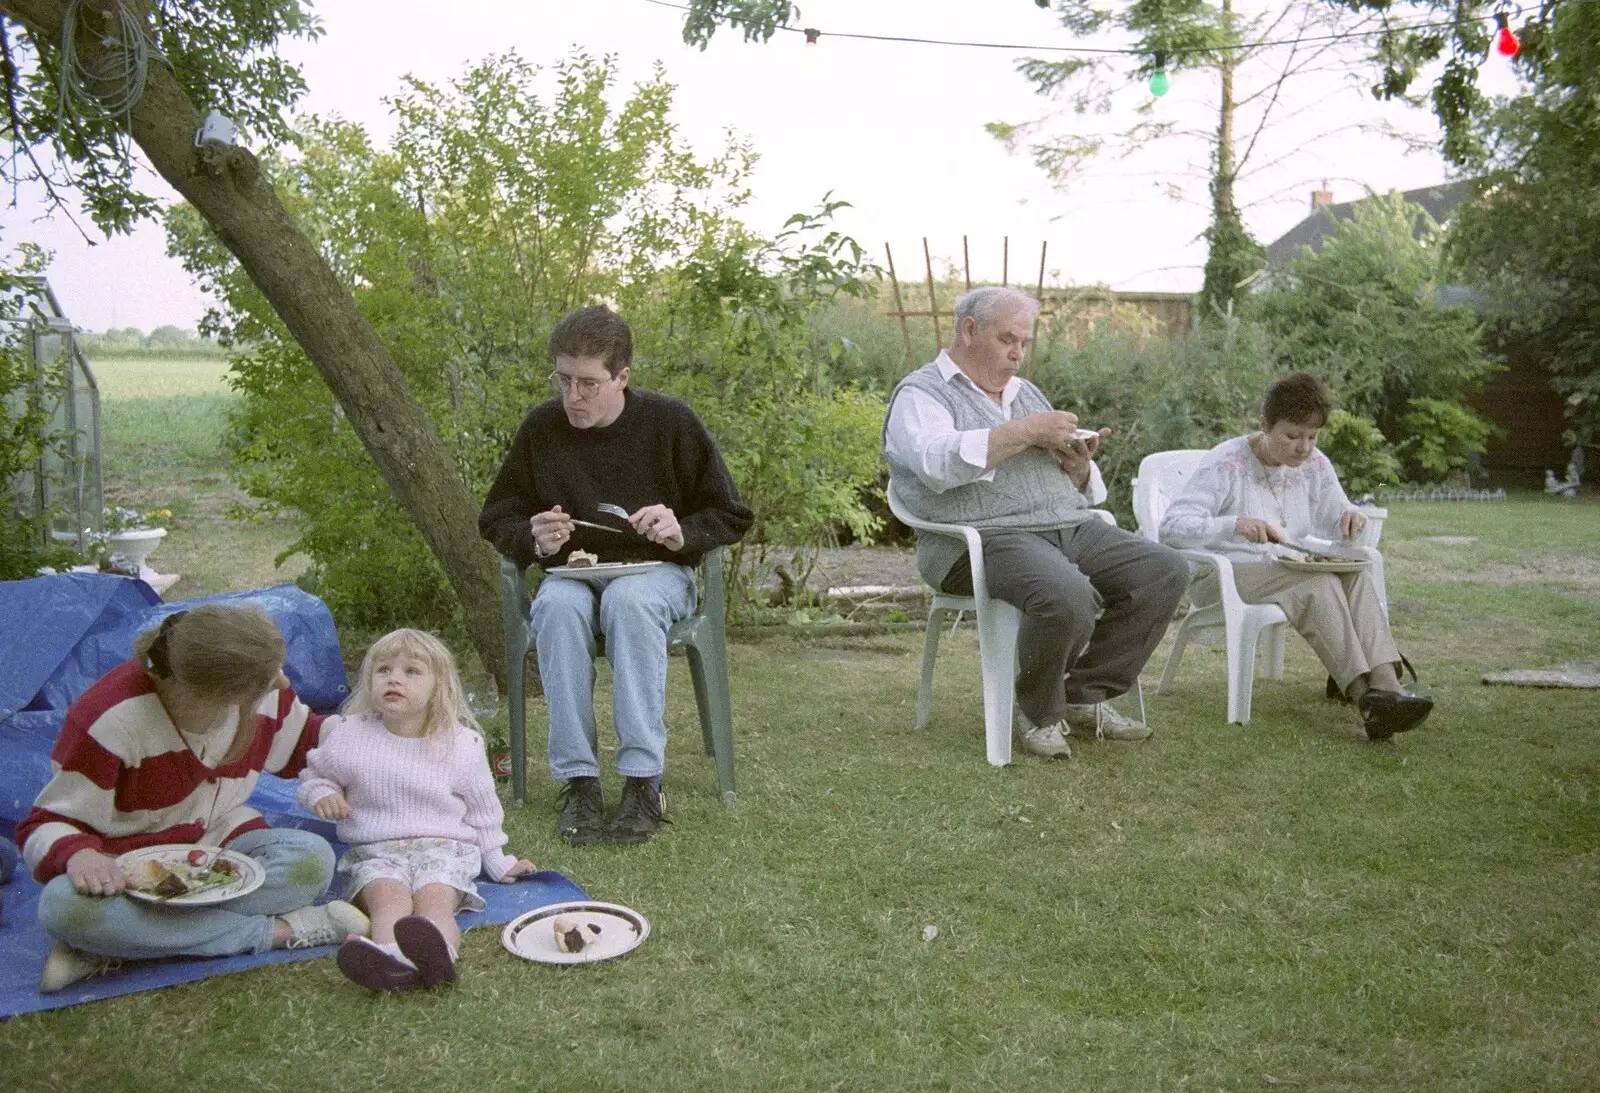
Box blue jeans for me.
[37,827,335,959]
[530,563,696,782]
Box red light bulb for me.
[1494,13,1519,58]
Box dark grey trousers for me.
[941,521,1190,725]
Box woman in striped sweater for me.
[18,604,369,993]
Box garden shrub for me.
[169,51,884,627]
[0,246,78,580]
[1316,410,1402,495]
[1030,318,1275,524]
[1399,397,1497,482]
[1247,191,1499,480]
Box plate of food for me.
[501,901,650,965]
[117,844,265,906]
[545,551,665,581]
[1278,552,1369,574]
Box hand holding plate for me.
[65,847,130,897]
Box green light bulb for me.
[1149,68,1170,97]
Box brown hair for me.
[135,605,287,764]
[1261,372,1334,428]
[135,604,285,701]
[549,305,633,376]
[343,628,479,743]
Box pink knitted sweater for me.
[295,713,516,881]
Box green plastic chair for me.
[498,548,736,808]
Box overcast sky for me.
[6,0,1521,333]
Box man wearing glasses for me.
[479,306,752,846]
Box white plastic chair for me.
[1131,449,1387,724]
[887,479,1126,766]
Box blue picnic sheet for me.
[0,573,352,836]
[0,865,587,1017]
[0,572,587,1016]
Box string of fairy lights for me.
[642,0,1536,97]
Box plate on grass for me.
[1278,555,1369,574]
[501,901,650,965]
[117,844,264,906]
[545,561,665,581]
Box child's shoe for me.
[337,936,419,992]
[394,915,457,987]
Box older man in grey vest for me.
[884,287,1189,758]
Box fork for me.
[596,502,631,521]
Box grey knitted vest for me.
[886,362,1093,587]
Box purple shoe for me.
[337,936,419,992]
[394,915,457,988]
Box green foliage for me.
[2,1,323,234]
[1398,397,1496,481]
[1030,317,1275,524]
[1199,206,1266,322]
[0,245,79,579]
[680,1,798,47]
[1316,409,1402,495]
[167,52,883,627]
[78,327,223,359]
[1445,4,1600,449]
[1247,191,1498,480]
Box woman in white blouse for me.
[1158,372,1432,740]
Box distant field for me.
[86,353,308,597]
[86,355,231,399]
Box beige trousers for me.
[1222,561,1400,693]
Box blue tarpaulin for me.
[0,573,352,837]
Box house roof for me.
[1264,181,1471,270]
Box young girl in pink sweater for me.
[297,629,536,991]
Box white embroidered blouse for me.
[1158,434,1360,558]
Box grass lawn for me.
[4,490,1597,1091]
[85,355,308,596]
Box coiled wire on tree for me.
[55,0,164,167]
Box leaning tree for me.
[0,0,508,683]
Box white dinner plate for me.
[545,561,666,581]
[117,844,265,906]
[501,901,651,965]
[1278,555,1369,574]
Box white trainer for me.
[1014,711,1072,759]
[281,899,370,949]
[39,940,118,994]
[1063,702,1152,742]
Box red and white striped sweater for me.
[18,659,327,882]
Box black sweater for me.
[478,388,753,569]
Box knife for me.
[567,518,625,534]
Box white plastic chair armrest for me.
[1172,547,1257,619]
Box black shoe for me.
[604,777,669,845]
[1358,690,1434,741]
[1326,676,1352,704]
[557,777,605,846]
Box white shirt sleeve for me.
[885,386,1108,504]
[1158,456,1246,548]
[883,386,993,492]
[1307,454,1358,538]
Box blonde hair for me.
[135,604,287,765]
[343,628,478,741]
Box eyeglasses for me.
[549,371,612,400]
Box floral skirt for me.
[337,837,486,911]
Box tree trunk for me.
[4,0,509,689]
[1198,0,1261,322]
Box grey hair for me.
[952,287,1040,333]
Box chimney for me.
[1311,180,1333,211]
